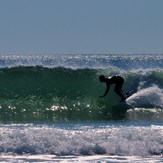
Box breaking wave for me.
[0,66,163,122]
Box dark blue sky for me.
[0,0,163,54]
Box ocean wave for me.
[0,66,163,122]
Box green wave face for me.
[0,66,163,122]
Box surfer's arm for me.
[100,85,110,98]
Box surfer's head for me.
[99,75,106,82]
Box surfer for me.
[99,75,126,102]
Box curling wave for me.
[0,66,163,122]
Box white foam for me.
[126,85,163,108]
[126,108,163,121]
[0,123,163,157]
[0,154,163,163]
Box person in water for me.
[99,75,126,102]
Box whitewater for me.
[0,54,163,162]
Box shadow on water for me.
[111,106,128,120]
[110,102,131,120]
[93,102,131,121]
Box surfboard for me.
[125,90,137,100]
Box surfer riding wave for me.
[99,75,126,102]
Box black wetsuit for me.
[106,76,125,101]
[106,76,124,92]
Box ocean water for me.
[0,54,163,162]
